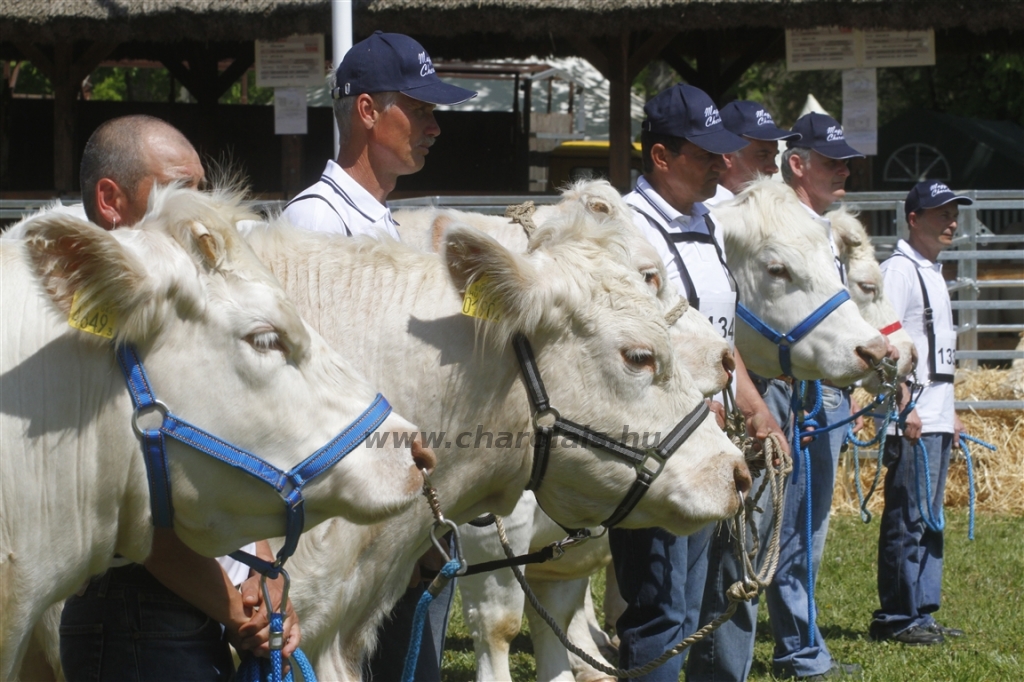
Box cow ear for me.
[442,224,539,328]
[586,198,612,215]
[187,220,225,268]
[22,212,152,335]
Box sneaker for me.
[926,623,965,637]
[888,625,945,645]
[794,661,864,680]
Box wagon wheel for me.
[883,143,951,183]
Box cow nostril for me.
[411,437,437,473]
[910,345,919,367]
[721,350,736,373]
[734,461,752,494]
[856,341,887,366]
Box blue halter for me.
[116,343,392,575]
[735,289,851,377]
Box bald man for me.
[59,116,296,682]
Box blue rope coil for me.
[911,438,945,533]
[401,558,462,682]
[958,433,996,541]
[237,647,317,682]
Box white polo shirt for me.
[282,160,401,240]
[624,176,737,350]
[881,240,956,434]
[706,184,735,208]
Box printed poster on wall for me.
[274,87,308,135]
[786,28,859,71]
[256,34,325,88]
[842,69,877,156]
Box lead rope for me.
[491,430,791,678]
[236,571,318,682]
[958,433,995,540]
[401,474,466,682]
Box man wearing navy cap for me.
[760,112,867,680]
[869,181,969,646]
[283,31,476,238]
[612,84,790,682]
[708,100,801,205]
[281,32,474,682]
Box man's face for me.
[123,132,205,226]
[662,140,728,205]
[793,150,850,213]
[726,138,780,181]
[909,204,959,254]
[370,93,441,177]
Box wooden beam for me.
[212,46,255,101]
[69,42,118,84]
[568,36,610,81]
[12,42,53,79]
[607,29,631,191]
[52,44,74,194]
[719,32,782,95]
[627,30,677,81]
[660,48,699,86]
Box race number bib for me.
[933,329,957,378]
[699,291,737,350]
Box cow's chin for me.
[325,456,425,525]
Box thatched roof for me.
[4,0,1023,46]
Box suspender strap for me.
[633,206,700,308]
[892,252,953,383]
[284,194,352,236]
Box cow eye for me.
[245,329,287,354]
[622,346,657,373]
[767,263,790,279]
[857,281,878,295]
[640,267,662,292]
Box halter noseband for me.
[117,343,392,575]
[735,289,850,377]
[512,334,710,528]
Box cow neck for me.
[512,334,710,528]
[115,342,392,577]
[735,289,851,377]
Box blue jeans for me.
[60,564,234,682]
[365,577,455,682]
[766,385,848,678]
[609,522,715,682]
[687,375,793,681]
[871,433,952,637]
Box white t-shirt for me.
[281,159,401,240]
[624,177,737,353]
[881,240,956,434]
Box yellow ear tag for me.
[461,276,503,322]
[68,291,118,339]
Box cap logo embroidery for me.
[756,109,773,126]
[930,182,951,197]
[418,51,435,77]
[704,105,722,128]
[826,125,845,142]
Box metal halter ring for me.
[430,518,468,576]
[532,406,560,431]
[131,400,169,438]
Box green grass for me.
[441,512,1024,681]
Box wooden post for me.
[282,134,304,198]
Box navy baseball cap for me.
[720,101,801,142]
[787,112,864,159]
[642,84,747,154]
[332,31,476,106]
[904,181,974,217]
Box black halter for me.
[512,334,711,528]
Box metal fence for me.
[4,189,1021,410]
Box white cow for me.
[827,206,917,390]
[0,186,429,679]
[455,179,893,682]
[241,203,752,679]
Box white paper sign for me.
[863,30,935,68]
[256,34,325,88]
[274,87,308,135]
[842,69,877,156]
[786,28,860,71]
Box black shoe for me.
[794,661,864,680]
[927,623,965,637]
[888,625,945,645]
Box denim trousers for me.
[60,564,234,682]
[871,433,951,637]
[765,385,848,678]
[364,577,455,682]
[609,521,716,682]
[687,376,793,682]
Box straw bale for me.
[832,368,1024,517]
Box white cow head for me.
[441,204,750,534]
[715,179,888,385]
[20,186,431,556]
[396,179,733,398]
[827,206,917,392]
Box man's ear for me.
[94,177,127,230]
[787,152,805,179]
[650,143,672,173]
[355,93,379,130]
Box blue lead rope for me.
[959,433,996,541]
[237,647,317,682]
[401,558,463,682]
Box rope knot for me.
[726,580,760,603]
[505,201,538,237]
